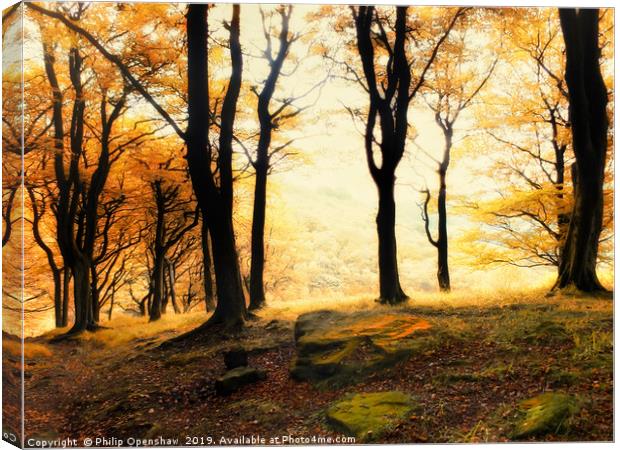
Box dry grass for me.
[41,311,210,347]
[259,284,566,322]
[3,339,53,358]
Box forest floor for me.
[8,289,613,445]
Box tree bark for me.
[62,267,71,327]
[149,255,165,321]
[90,265,100,323]
[376,178,407,302]
[200,214,215,311]
[168,259,180,314]
[435,126,452,292]
[249,167,267,309]
[186,4,247,327]
[436,168,450,291]
[554,8,609,293]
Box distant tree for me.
[350,6,464,303]
[149,171,199,321]
[419,16,497,291]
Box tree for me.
[419,17,496,291]
[246,6,301,310]
[186,4,247,326]
[351,6,464,303]
[553,8,609,293]
[29,3,249,328]
[144,164,198,321]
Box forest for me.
[1,2,614,446]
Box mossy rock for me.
[511,392,579,439]
[326,391,416,442]
[291,310,433,386]
[215,366,266,395]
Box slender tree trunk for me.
[554,8,609,293]
[554,147,570,272]
[376,178,407,303]
[90,265,100,323]
[200,215,215,311]
[149,255,165,321]
[52,269,63,327]
[436,168,450,291]
[108,296,114,320]
[62,267,71,327]
[168,260,180,314]
[249,166,267,310]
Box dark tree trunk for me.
[249,166,267,310]
[208,208,247,325]
[149,255,165,321]
[436,168,450,291]
[90,265,100,323]
[62,267,71,327]
[554,9,609,293]
[26,187,66,326]
[200,215,215,311]
[162,263,169,315]
[435,125,452,292]
[554,145,570,272]
[376,178,407,303]
[71,256,94,333]
[186,4,247,327]
[248,7,293,310]
[52,269,63,327]
[168,259,180,314]
[354,6,412,304]
[108,296,114,320]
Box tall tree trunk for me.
[249,166,267,310]
[436,167,450,291]
[354,6,414,305]
[62,267,71,327]
[554,145,570,272]
[200,215,215,311]
[208,208,247,325]
[168,259,180,314]
[149,255,165,321]
[554,8,609,293]
[52,269,63,327]
[90,265,100,323]
[186,4,247,327]
[376,178,407,303]
[248,7,293,310]
[70,256,94,333]
[108,296,114,320]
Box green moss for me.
[511,393,579,439]
[291,310,436,387]
[326,391,416,442]
[435,372,480,384]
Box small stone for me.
[224,347,248,370]
[215,366,267,395]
